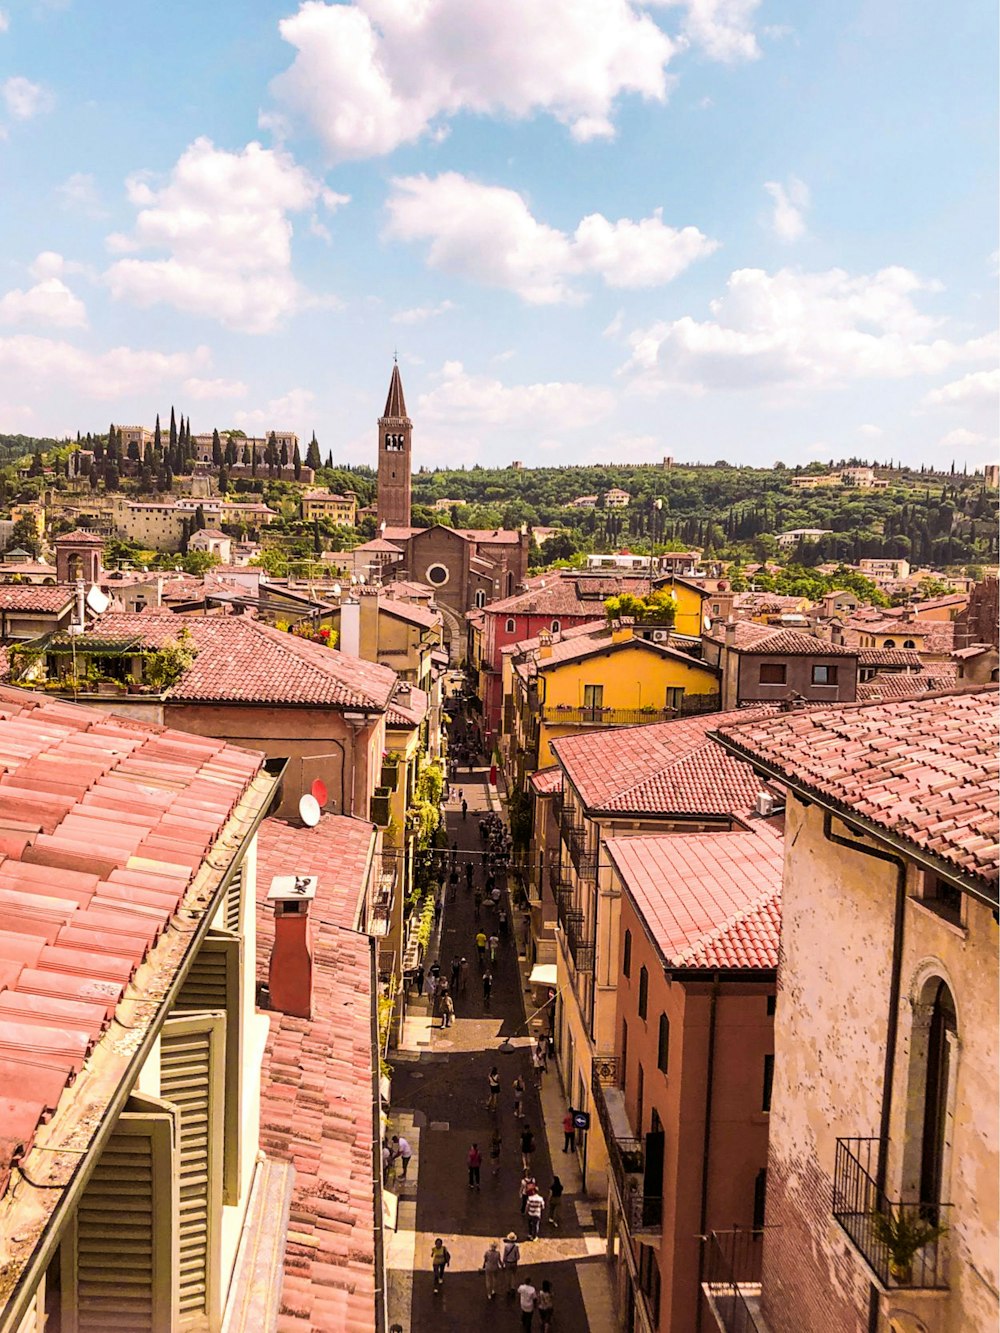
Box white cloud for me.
[764,175,809,242]
[858,423,884,438]
[0,335,209,402]
[674,0,762,62]
[938,427,988,451]
[182,376,248,400]
[922,368,1000,408]
[390,300,455,325]
[0,277,87,329]
[622,266,996,391]
[418,360,614,429]
[57,172,107,218]
[2,76,54,120]
[385,173,717,304]
[0,12,9,33]
[266,0,678,161]
[234,386,316,429]
[105,137,337,332]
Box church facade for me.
[373,363,530,636]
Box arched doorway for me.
[903,974,958,1212]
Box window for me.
[638,965,648,1020]
[583,684,604,714]
[657,1014,670,1074]
[759,663,786,685]
[474,590,486,608]
[426,563,449,586]
[762,1054,774,1112]
[638,1244,661,1324]
[812,664,839,685]
[920,872,964,927]
[752,1167,768,1229]
[623,928,632,978]
[621,1019,629,1087]
[903,639,916,649]
[551,620,561,633]
[505,618,516,633]
[766,993,776,1016]
[666,687,685,711]
[636,1063,645,1138]
[883,638,896,648]
[711,603,721,615]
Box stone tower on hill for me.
[377,360,412,527]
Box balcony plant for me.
[871,1208,947,1284]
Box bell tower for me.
[377,360,412,527]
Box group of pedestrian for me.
[476,1236,555,1326]
[381,1133,412,1183]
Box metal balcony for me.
[702,1230,767,1333]
[566,911,595,973]
[590,1059,661,1236]
[543,705,676,726]
[554,883,575,926]
[832,1137,951,1290]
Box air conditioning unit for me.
[755,791,777,817]
[651,629,669,642]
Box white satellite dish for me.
[332,583,342,597]
[86,585,110,615]
[298,793,321,828]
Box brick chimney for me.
[724,616,738,646]
[267,874,318,1019]
[538,629,553,659]
[610,617,634,644]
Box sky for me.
[0,0,996,472]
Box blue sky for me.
[0,0,996,471]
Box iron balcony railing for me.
[566,910,595,973]
[590,1058,661,1235]
[702,1229,766,1333]
[832,1137,952,1290]
[543,706,676,726]
[554,883,575,927]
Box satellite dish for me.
[332,583,341,597]
[311,778,328,807]
[298,793,321,828]
[86,585,110,614]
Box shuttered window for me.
[172,930,243,1203]
[71,1104,178,1333]
[160,1013,225,1329]
[221,862,244,935]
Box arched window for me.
[551,620,561,633]
[657,1014,670,1073]
[505,618,516,633]
[903,975,958,1212]
[883,638,896,649]
[622,929,631,978]
[903,639,916,649]
[474,590,486,608]
[638,965,648,1020]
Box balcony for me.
[702,1230,768,1333]
[591,1057,662,1235]
[566,910,595,973]
[544,705,676,727]
[554,883,575,927]
[370,786,392,827]
[832,1138,952,1290]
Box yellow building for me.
[301,491,357,526]
[653,576,710,637]
[506,620,720,779]
[332,590,443,691]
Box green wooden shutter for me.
[160,1013,225,1329]
[221,863,243,935]
[72,1107,178,1333]
[172,932,243,1205]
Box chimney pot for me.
[267,874,317,1018]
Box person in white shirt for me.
[517,1277,538,1330]
[392,1134,412,1179]
[525,1188,545,1240]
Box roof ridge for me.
[674,885,781,965]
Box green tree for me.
[306,432,322,470]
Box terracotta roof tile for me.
[529,766,563,796]
[486,572,652,619]
[255,815,378,1327]
[386,685,429,730]
[0,585,75,612]
[607,830,783,969]
[715,687,999,891]
[552,708,772,816]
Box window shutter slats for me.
[73,1109,177,1333]
[160,1013,224,1327]
[222,864,243,935]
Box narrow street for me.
[386,703,615,1331]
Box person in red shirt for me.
[562,1109,575,1153]
[468,1141,483,1189]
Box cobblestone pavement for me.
[385,721,615,1332]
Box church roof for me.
[382,363,409,420]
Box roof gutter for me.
[0,758,286,1333]
[710,733,997,910]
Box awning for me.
[528,963,558,988]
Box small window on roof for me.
[903,639,916,649]
[883,639,896,649]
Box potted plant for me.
[871,1208,948,1285]
[125,673,142,694]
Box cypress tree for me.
[169,407,177,454]
[154,413,162,455]
[212,428,222,466]
[280,438,289,468]
[293,443,302,480]
[306,432,322,471]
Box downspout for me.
[695,973,720,1331]
[369,934,387,1333]
[822,810,906,1192]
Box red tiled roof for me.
[856,670,960,703]
[606,830,782,969]
[53,613,399,709]
[552,708,772,816]
[55,529,104,545]
[485,572,651,619]
[0,585,75,612]
[857,648,925,667]
[378,596,441,631]
[529,766,563,796]
[0,686,267,1197]
[355,538,404,553]
[387,684,429,729]
[503,619,607,657]
[715,687,1000,891]
[716,624,858,656]
[255,815,378,1327]
[515,627,717,680]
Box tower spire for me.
[383,362,408,420]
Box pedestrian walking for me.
[482,1240,503,1300]
[426,973,438,1002]
[462,798,468,820]
[488,932,499,964]
[450,955,460,988]
[458,789,463,803]
[467,1142,483,1189]
[519,1171,536,1214]
[382,1140,393,1184]
[475,929,487,964]
[531,1044,545,1088]
[413,962,424,996]
[525,1187,545,1240]
[512,1075,525,1119]
[465,860,474,888]
[534,1036,549,1073]
[562,1108,576,1153]
[517,1277,538,1330]
[441,993,454,1027]
[519,1124,535,1170]
[487,1066,501,1112]
[489,1125,502,1176]
[537,1279,555,1327]
[482,970,493,1007]
[429,959,441,984]
[502,1233,520,1296]
[459,957,469,994]
[498,906,508,935]
[434,895,442,923]
[490,885,501,908]
[451,842,458,867]
[393,1135,412,1180]
[548,1175,563,1227]
[430,1237,451,1292]
[448,868,459,899]
[474,889,482,919]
